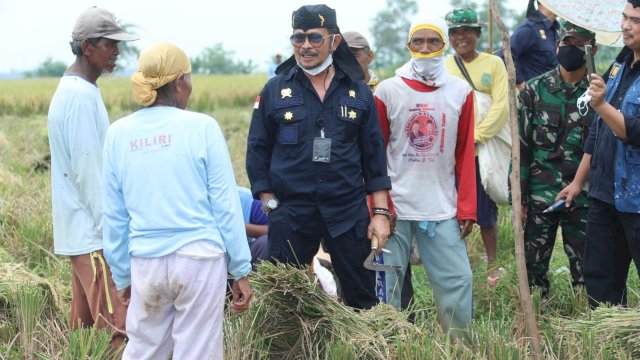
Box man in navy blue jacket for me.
[510,0,560,88]
[246,4,391,309]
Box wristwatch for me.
[262,196,279,214]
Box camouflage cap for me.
[560,20,596,43]
[445,8,483,29]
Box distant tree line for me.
[190,43,255,75]
[25,57,68,78]
[26,39,255,78]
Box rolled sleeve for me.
[359,89,391,194]
[365,176,391,193]
[246,88,275,199]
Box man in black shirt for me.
[246,4,391,309]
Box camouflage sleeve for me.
[518,84,536,205]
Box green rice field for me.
[1,74,639,359]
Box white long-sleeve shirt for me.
[102,106,251,290]
[48,75,108,255]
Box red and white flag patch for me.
[253,96,261,109]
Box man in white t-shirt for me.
[374,15,476,340]
[47,6,137,349]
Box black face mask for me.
[557,45,586,72]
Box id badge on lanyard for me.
[313,128,331,163]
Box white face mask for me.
[410,56,445,80]
[298,53,334,76]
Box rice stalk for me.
[556,305,640,357]
[13,285,47,357]
[245,261,423,360]
[224,299,271,360]
[0,260,62,311]
[64,327,119,360]
[0,333,21,360]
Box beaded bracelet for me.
[372,207,391,220]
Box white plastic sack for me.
[475,90,511,205]
[313,256,338,298]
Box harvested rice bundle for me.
[0,258,63,311]
[247,261,423,360]
[557,306,640,356]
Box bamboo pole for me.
[488,0,542,358]
[488,4,494,53]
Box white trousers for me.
[123,251,226,360]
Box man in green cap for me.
[445,7,510,287]
[517,21,598,298]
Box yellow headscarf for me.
[131,43,192,106]
[406,16,449,59]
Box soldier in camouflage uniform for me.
[518,21,597,298]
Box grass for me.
[1,74,640,358]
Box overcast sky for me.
[0,0,528,74]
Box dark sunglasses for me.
[290,33,332,48]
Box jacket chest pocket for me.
[536,31,557,63]
[335,107,364,141]
[626,146,640,165]
[622,146,640,197]
[274,107,307,145]
[624,95,640,117]
[334,96,367,142]
[532,107,561,152]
